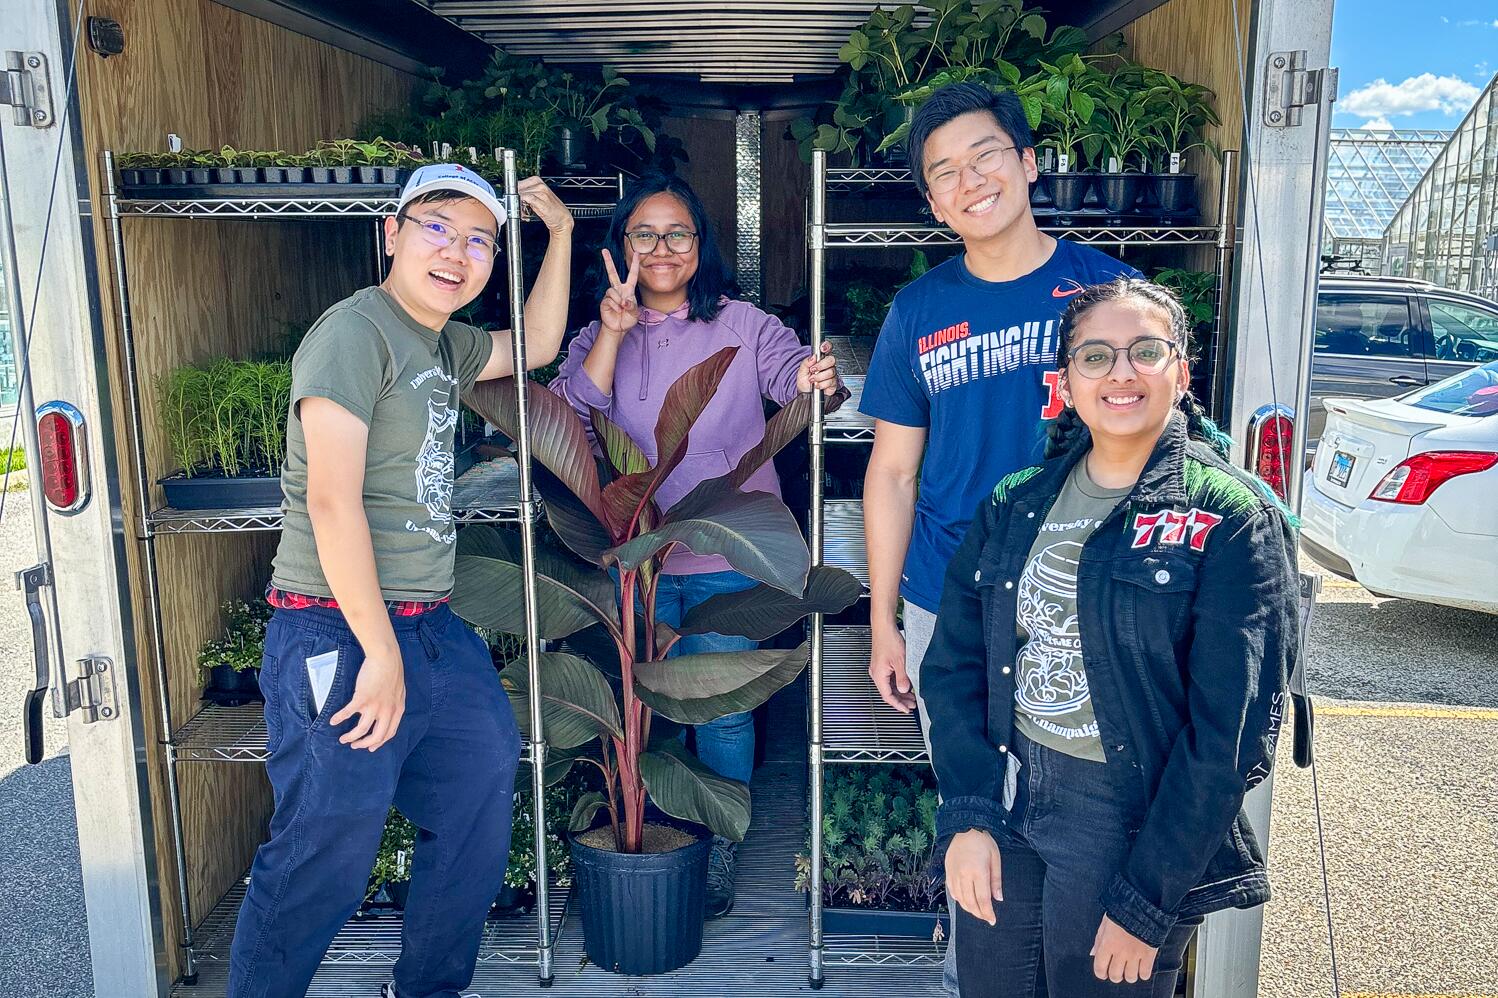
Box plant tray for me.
[118,181,404,200]
[823,904,949,938]
[160,474,283,511]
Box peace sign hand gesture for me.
[600,248,641,337]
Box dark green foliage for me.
[197,598,273,675]
[157,358,292,479]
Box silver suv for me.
[1309,275,1498,452]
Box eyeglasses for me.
[1067,337,1181,379]
[926,144,1018,195]
[398,214,498,263]
[625,229,699,255]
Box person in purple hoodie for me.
[550,172,843,918]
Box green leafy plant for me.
[1030,53,1110,170]
[1139,69,1221,172]
[795,765,945,912]
[842,250,930,337]
[157,357,292,479]
[452,355,862,853]
[1153,268,1217,329]
[197,598,273,676]
[1,446,26,474]
[1092,62,1157,172]
[367,809,417,901]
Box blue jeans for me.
[228,604,522,998]
[652,571,758,784]
[953,730,1200,998]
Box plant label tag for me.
[441,142,453,160]
[1058,152,1070,173]
[1170,152,1182,174]
[306,650,338,715]
[167,133,183,153]
[1108,156,1120,173]
[468,146,478,164]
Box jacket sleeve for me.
[921,496,1011,860]
[547,321,612,446]
[1101,507,1299,947]
[750,307,815,406]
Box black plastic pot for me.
[330,166,355,184]
[353,165,383,184]
[492,882,536,914]
[1153,172,1197,214]
[387,879,411,911]
[557,126,595,174]
[202,663,261,706]
[159,473,284,511]
[308,166,334,183]
[167,168,191,185]
[823,905,949,938]
[1097,173,1145,214]
[569,825,711,975]
[1030,174,1054,209]
[210,167,235,184]
[1049,172,1093,213]
[189,167,212,185]
[393,167,415,185]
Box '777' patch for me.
[1131,508,1224,552]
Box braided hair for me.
[1043,277,1232,460]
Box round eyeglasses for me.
[925,145,1017,195]
[625,229,699,255]
[1066,337,1181,379]
[398,214,498,263]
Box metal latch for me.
[1263,51,1338,127]
[1,51,54,128]
[61,655,118,725]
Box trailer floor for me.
[173,682,946,997]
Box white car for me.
[1302,360,1498,614]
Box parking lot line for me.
[1315,704,1498,721]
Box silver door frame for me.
[1,2,168,993]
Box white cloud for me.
[1339,73,1481,118]
[1358,116,1395,131]
[1455,18,1498,27]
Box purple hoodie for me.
[550,299,813,575]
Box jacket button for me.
[1027,511,1035,519]
[998,744,1008,753]
[1001,666,1011,675]
[974,570,982,582]
[1004,581,1014,590]
[1154,569,1171,584]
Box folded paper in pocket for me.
[306,650,338,715]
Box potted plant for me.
[538,67,650,173]
[365,809,417,911]
[796,765,948,940]
[197,597,272,706]
[156,357,291,510]
[1030,54,1107,214]
[117,151,173,187]
[496,770,589,913]
[1092,62,1156,216]
[1154,267,1219,400]
[451,352,862,975]
[1140,69,1221,216]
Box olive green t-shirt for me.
[271,286,492,601]
[1013,460,1131,762]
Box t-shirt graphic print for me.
[408,370,462,545]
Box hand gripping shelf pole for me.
[502,148,556,987]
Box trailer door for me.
[1,4,168,994]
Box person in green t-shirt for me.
[229,164,575,998]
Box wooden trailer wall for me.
[73,0,419,975]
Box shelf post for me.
[807,148,828,989]
[500,149,555,985]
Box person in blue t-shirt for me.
[859,80,1139,997]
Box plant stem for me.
[618,570,645,853]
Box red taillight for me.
[35,403,89,514]
[1250,409,1294,502]
[1370,450,1498,505]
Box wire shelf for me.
[824,222,1221,248]
[823,335,872,376]
[820,626,928,764]
[824,501,869,590]
[190,870,567,965]
[148,459,528,535]
[825,376,874,444]
[824,933,946,967]
[825,167,914,191]
[172,702,536,765]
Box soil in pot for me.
[570,822,711,975]
[1097,173,1145,214]
[1049,172,1093,213]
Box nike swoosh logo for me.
[1052,283,1086,298]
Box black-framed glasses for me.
[1067,337,1181,379]
[926,144,1018,195]
[397,213,499,263]
[625,229,699,255]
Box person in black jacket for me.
[921,277,1299,996]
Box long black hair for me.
[602,172,732,323]
[1044,277,1233,460]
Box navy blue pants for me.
[228,604,522,998]
[953,730,1200,998]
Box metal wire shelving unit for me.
[803,149,1239,984]
[102,150,616,987]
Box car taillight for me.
[1370,450,1498,505]
[35,402,90,515]
[1248,406,1294,502]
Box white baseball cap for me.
[396,163,507,231]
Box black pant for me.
[954,731,1200,998]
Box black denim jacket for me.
[921,414,1300,948]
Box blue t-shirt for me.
[860,238,1141,612]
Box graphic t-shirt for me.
[1013,460,1131,762]
[271,286,493,601]
[859,239,1140,611]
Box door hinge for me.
[1263,51,1338,128]
[61,655,118,724]
[1,51,55,129]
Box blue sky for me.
[1331,0,1497,131]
